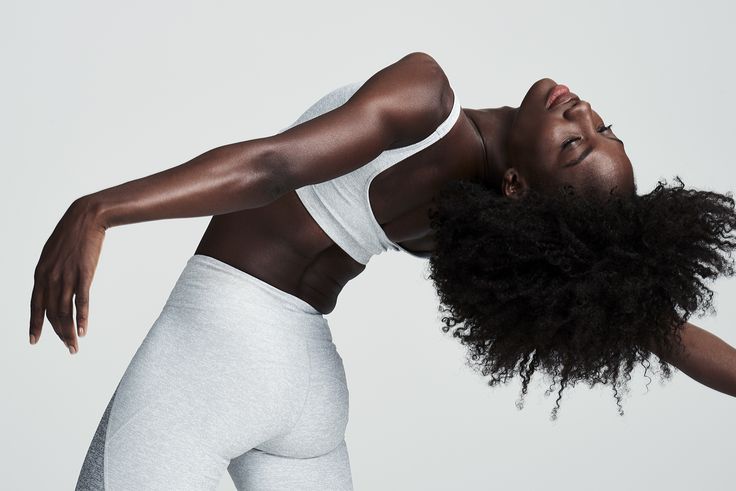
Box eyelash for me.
[562,123,614,148]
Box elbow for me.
[214,140,293,209]
[257,145,293,203]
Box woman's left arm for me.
[651,321,736,397]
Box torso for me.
[194,107,485,314]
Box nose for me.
[564,99,594,121]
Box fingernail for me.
[30,334,36,345]
[78,327,85,337]
[69,345,76,354]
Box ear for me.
[502,168,528,199]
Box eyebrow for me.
[562,137,625,167]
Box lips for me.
[545,84,578,110]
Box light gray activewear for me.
[75,254,351,490]
[75,76,462,489]
[282,77,462,265]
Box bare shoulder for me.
[360,51,455,141]
[264,52,455,193]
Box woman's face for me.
[505,78,635,197]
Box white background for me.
[3,1,736,489]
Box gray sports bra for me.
[277,78,462,265]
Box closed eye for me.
[562,123,616,149]
[561,123,625,168]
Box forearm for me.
[81,139,280,229]
[653,321,736,397]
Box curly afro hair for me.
[427,176,736,420]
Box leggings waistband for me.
[162,254,330,340]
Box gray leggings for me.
[75,254,353,490]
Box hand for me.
[30,197,106,354]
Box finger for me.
[57,278,78,354]
[45,273,64,345]
[29,280,45,345]
[75,271,91,337]
[44,272,73,353]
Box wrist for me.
[73,193,111,231]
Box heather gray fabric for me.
[280,79,462,265]
[75,253,352,490]
[75,80,461,490]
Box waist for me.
[162,254,330,340]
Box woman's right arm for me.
[28,136,283,356]
[29,51,453,354]
[83,140,281,230]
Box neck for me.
[463,106,518,191]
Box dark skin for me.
[28,52,736,403]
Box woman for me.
[29,51,736,489]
